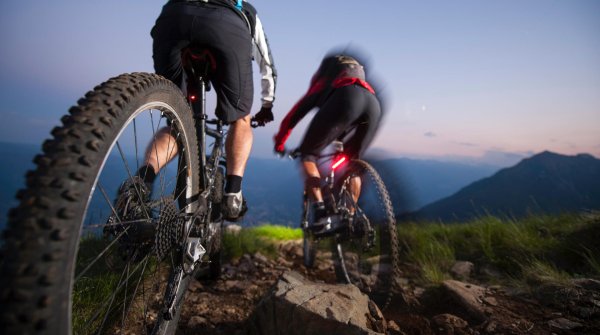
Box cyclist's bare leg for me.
[225,114,253,177]
[144,127,180,173]
[302,160,323,203]
[348,175,361,214]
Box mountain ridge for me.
[0,141,500,228]
[4,141,597,227]
[416,150,600,222]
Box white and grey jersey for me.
[242,1,277,108]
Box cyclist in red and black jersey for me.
[274,53,383,229]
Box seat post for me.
[182,47,216,192]
[193,77,208,191]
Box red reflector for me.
[332,156,347,170]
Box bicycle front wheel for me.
[0,73,200,334]
[333,159,400,309]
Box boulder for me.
[247,271,385,335]
[450,261,474,280]
[533,278,600,319]
[441,280,488,323]
[548,317,583,331]
[432,314,470,334]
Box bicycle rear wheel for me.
[332,159,400,309]
[0,73,200,334]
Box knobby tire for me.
[0,73,200,334]
[333,159,400,310]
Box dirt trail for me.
[175,240,599,335]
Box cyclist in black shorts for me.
[114,0,277,221]
[274,53,382,229]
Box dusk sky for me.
[1,0,599,167]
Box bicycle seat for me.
[182,47,217,89]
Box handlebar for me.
[275,148,301,160]
[206,118,222,125]
[275,145,345,160]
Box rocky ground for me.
[175,240,600,335]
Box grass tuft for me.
[222,224,301,260]
[397,212,600,286]
[250,224,303,240]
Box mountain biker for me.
[273,53,382,232]
[114,0,277,221]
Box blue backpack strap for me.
[235,0,242,10]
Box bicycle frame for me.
[189,81,225,200]
[298,142,351,229]
[163,49,228,319]
[183,47,226,200]
[186,54,227,209]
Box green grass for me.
[520,258,572,286]
[237,214,599,288]
[72,224,301,324]
[73,236,159,334]
[72,272,123,333]
[222,224,301,260]
[397,212,600,286]
[250,224,303,240]
[71,214,599,330]
[581,246,600,274]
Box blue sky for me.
[1,0,599,166]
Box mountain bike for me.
[288,142,400,309]
[0,47,233,334]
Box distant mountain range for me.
[0,141,499,228]
[240,156,499,226]
[369,158,499,213]
[5,142,597,228]
[416,151,600,222]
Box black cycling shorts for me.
[151,2,253,123]
[299,85,381,162]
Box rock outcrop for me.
[177,245,600,335]
[247,271,386,335]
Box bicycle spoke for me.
[95,262,129,334]
[134,117,139,173]
[75,226,132,282]
[85,253,151,330]
[121,253,153,334]
[120,258,131,331]
[97,181,122,223]
[0,73,202,334]
[149,109,161,193]
[162,128,182,191]
[116,141,151,220]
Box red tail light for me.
[332,155,347,170]
[189,95,197,102]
